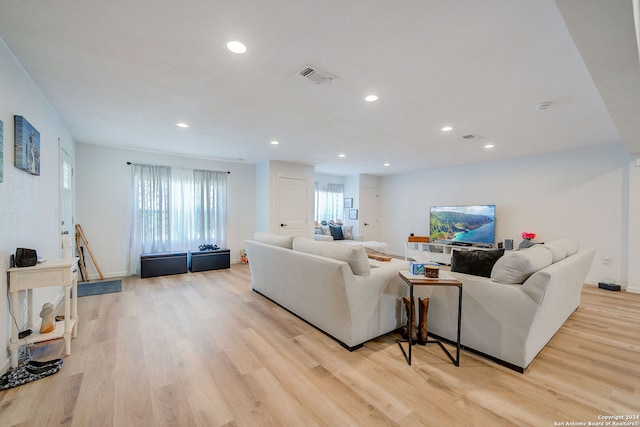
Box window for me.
[128,163,227,274]
[315,182,344,223]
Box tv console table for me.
[7,258,79,368]
[405,241,492,265]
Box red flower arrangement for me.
[521,232,536,240]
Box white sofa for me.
[416,239,595,372]
[245,233,594,372]
[313,224,389,254]
[245,233,407,349]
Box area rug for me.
[77,279,122,297]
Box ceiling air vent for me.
[296,65,336,85]
[461,134,484,141]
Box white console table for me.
[405,241,491,265]
[7,258,79,368]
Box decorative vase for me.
[518,238,534,250]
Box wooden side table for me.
[397,271,462,366]
[7,258,79,368]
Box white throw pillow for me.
[342,225,354,240]
[293,238,371,276]
[541,241,567,263]
[491,245,553,284]
[253,232,294,249]
[557,238,580,256]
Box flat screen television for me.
[429,205,496,245]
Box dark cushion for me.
[329,225,344,240]
[450,249,505,278]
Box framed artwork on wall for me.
[349,209,358,220]
[14,115,40,176]
[0,119,3,183]
[344,198,353,208]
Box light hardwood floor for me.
[1,264,639,426]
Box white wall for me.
[255,161,270,233]
[343,175,359,233]
[76,144,256,278]
[1,39,76,372]
[380,143,629,287]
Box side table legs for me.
[64,284,72,356]
[9,291,20,368]
[397,285,462,367]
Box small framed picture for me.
[14,115,40,175]
[349,209,358,220]
[344,198,353,208]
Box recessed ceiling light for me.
[484,144,495,149]
[226,41,247,54]
[364,95,378,102]
[270,140,279,145]
[176,122,189,128]
[338,154,346,158]
[441,126,453,132]
[384,163,390,167]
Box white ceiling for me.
[0,0,638,176]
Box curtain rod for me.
[126,162,230,174]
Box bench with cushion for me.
[140,251,188,278]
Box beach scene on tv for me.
[429,205,496,244]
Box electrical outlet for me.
[603,256,611,265]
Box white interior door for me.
[361,186,380,241]
[60,146,74,257]
[278,177,307,236]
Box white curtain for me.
[315,183,344,222]
[170,167,196,251]
[193,169,227,249]
[128,164,228,275]
[128,163,172,274]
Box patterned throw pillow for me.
[342,225,354,240]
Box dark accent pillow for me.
[450,249,505,278]
[329,225,344,240]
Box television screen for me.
[429,205,496,244]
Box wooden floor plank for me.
[1,265,638,426]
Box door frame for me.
[59,143,74,258]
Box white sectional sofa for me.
[245,233,407,349]
[419,239,595,372]
[245,233,595,372]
